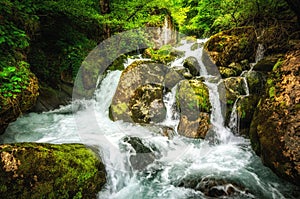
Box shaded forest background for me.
[0,0,299,102]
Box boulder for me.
[0,143,106,198]
[176,79,211,139]
[249,49,300,185]
[0,70,39,134]
[109,61,168,123]
[183,56,200,76]
[203,26,257,77]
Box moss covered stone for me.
[176,79,211,139]
[109,61,167,123]
[203,26,257,78]
[0,143,106,198]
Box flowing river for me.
[1,39,299,199]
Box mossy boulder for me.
[0,70,39,134]
[203,26,257,77]
[143,45,184,64]
[109,61,168,123]
[183,56,200,76]
[176,79,211,139]
[249,49,300,185]
[0,143,106,198]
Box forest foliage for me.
[0,0,296,99]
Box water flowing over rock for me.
[121,136,157,171]
[203,26,257,77]
[0,73,39,134]
[250,49,300,185]
[0,143,106,198]
[176,79,211,138]
[176,176,252,198]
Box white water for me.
[1,41,299,198]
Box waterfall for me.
[228,43,265,133]
[160,85,179,129]
[0,39,298,199]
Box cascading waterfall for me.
[228,44,265,134]
[0,40,299,199]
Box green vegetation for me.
[0,143,106,198]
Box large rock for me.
[176,79,211,138]
[203,26,257,77]
[0,70,39,134]
[249,49,300,185]
[109,61,168,123]
[183,56,200,76]
[0,143,106,198]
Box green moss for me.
[272,58,283,71]
[269,86,276,98]
[111,103,128,115]
[177,80,211,113]
[0,143,106,199]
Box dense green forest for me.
[0,0,298,103]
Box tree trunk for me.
[100,0,111,38]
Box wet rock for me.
[30,82,72,112]
[223,77,248,126]
[176,79,211,139]
[242,70,266,94]
[183,56,200,76]
[250,49,300,185]
[177,113,211,139]
[176,176,252,198]
[203,26,257,78]
[109,61,167,123]
[0,143,106,198]
[122,137,156,171]
[223,77,247,102]
[234,95,260,136]
[253,54,284,72]
[0,72,39,134]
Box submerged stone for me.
[0,143,106,198]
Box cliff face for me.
[250,48,300,185]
